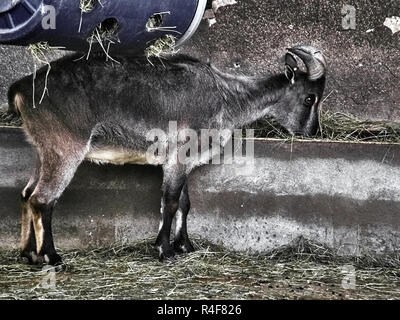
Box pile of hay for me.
[79,1,118,61]
[80,0,101,13]
[144,35,177,65]
[0,108,22,127]
[28,42,66,107]
[247,111,400,143]
[0,237,399,300]
[85,18,120,62]
[28,42,54,66]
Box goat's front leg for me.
[156,165,186,261]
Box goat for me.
[8,45,326,266]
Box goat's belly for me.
[85,149,149,165]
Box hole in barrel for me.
[99,17,120,35]
[146,12,170,32]
[89,17,120,43]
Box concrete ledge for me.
[0,127,399,255]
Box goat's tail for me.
[8,82,25,116]
[2,82,24,126]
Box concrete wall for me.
[1,127,399,255]
[1,0,399,120]
[182,0,400,121]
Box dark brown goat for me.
[8,45,326,266]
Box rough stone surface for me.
[0,0,399,121]
[182,0,400,121]
[0,127,399,255]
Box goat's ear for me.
[285,53,298,84]
[285,64,295,84]
[285,52,298,70]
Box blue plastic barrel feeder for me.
[0,0,207,54]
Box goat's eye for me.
[304,94,316,107]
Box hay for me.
[145,12,180,34]
[0,237,399,300]
[28,42,65,108]
[146,12,168,32]
[79,0,102,13]
[78,1,119,61]
[145,35,177,66]
[28,42,52,107]
[85,19,120,63]
[247,111,400,143]
[79,0,104,33]
[320,112,400,142]
[0,108,22,127]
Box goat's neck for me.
[218,73,285,128]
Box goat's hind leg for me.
[20,155,41,264]
[173,183,195,254]
[27,146,86,267]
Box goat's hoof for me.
[173,240,195,255]
[20,250,39,265]
[43,253,64,268]
[158,248,176,262]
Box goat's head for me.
[269,45,327,137]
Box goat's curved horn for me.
[287,45,326,81]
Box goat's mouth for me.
[287,124,320,138]
[266,119,294,136]
[248,117,320,139]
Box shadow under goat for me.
[7,45,326,266]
